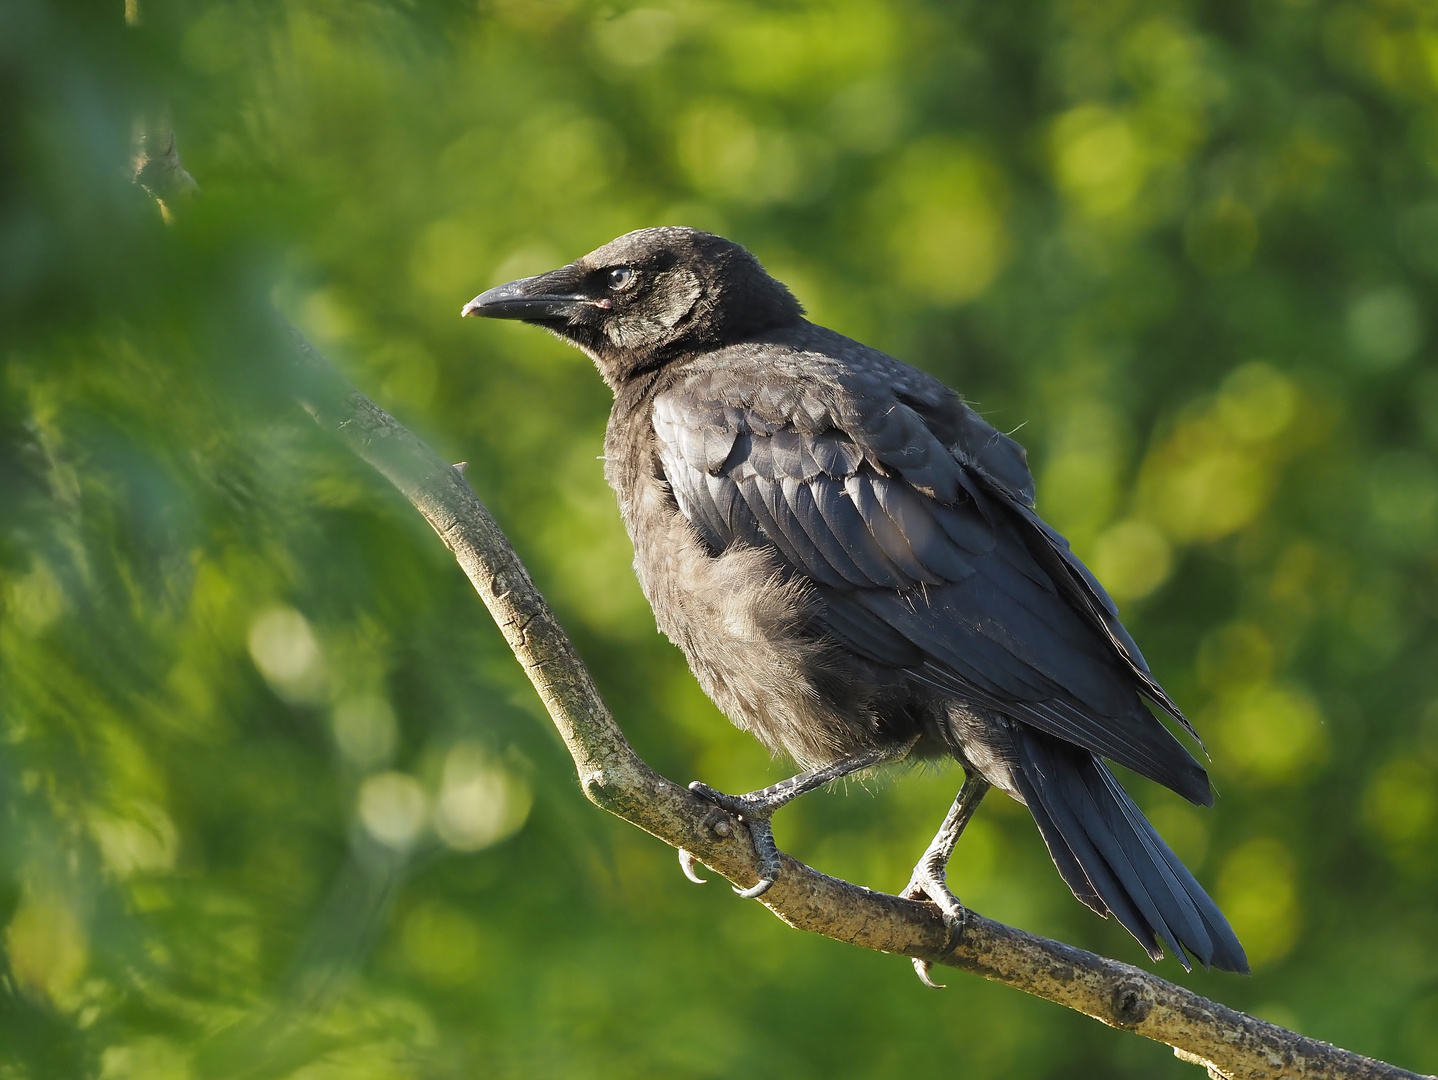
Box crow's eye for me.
[606,267,636,292]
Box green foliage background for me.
[5,0,1438,1075]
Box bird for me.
[462,226,1249,982]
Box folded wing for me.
[653,366,1211,806]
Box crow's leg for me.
[902,771,990,988]
[684,737,919,900]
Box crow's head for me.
[462,227,803,386]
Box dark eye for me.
[606,267,636,291]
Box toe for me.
[903,871,967,960]
[687,782,756,820]
[685,782,785,899]
[905,873,966,923]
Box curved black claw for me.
[678,848,707,884]
[688,781,782,898]
[903,868,968,990]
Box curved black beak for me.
[461,272,598,322]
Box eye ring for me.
[606,266,636,292]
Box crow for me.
[463,227,1248,981]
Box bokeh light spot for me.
[298,288,359,346]
[1217,363,1297,442]
[358,772,428,850]
[1362,758,1436,848]
[1217,838,1301,970]
[98,1037,192,1080]
[524,113,622,199]
[6,889,88,1001]
[6,561,65,634]
[1089,518,1172,600]
[592,9,679,68]
[677,104,830,206]
[1138,415,1275,542]
[1347,286,1423,369]
[89,802,179,878]
[1210,682,1327,785]
[1144,444,1267,541]
[434,742,532,852]
[332,696,399,770]
[1051,105,1145,217]
[876,139,1008,304]
[1037,398,1126,548]
[248,607,327,704]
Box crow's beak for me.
[461,272,597,321]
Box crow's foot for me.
[899,772,989,988]
[688,782,783,898]
[681,743,919,899]
[902,865,968,989]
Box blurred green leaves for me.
[5,0,1438,1077]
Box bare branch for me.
[285,329,1432,1080]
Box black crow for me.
[463,227,1248,980]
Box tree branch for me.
[128,113,1429,1080]
[285,329,1431,1080]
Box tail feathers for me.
[1012,728,1249,975]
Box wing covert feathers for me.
[651,348,1211,806]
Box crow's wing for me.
[652,355,1211,806]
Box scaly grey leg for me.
[903,771,990,988]
[682,737,920,899]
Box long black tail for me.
[1010,726,1249,974]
